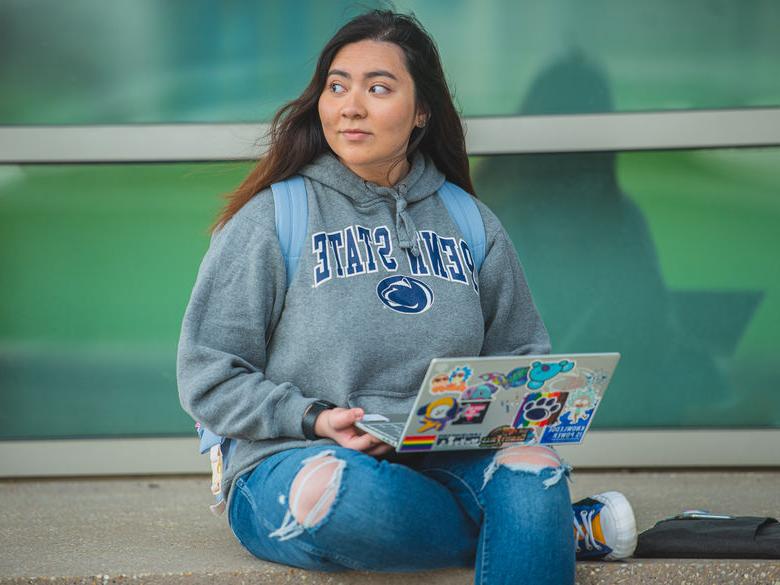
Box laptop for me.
[355,353,620,452]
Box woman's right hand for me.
[313,407,394,456]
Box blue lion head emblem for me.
[376,275,434,314]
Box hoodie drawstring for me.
[392,184,421,256]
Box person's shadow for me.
[473,49,761,426]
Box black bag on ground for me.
[635,516,780,559]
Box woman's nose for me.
[341,91,367,119]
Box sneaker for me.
[573,491,637,561]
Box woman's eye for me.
[370,84,390,95]
[329,82,346,93]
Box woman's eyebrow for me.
[327,68,398,81]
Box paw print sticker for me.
[513,392,569,428]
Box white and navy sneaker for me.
[573,491,637,561]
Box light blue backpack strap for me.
[223,435,237,465]
[196,425,223,455]
[271,175,309,287]
[438,181,486,272]
[195,176,308,494]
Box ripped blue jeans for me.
[228,445,575,585]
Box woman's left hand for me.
[314,407,394,457]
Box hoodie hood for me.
[298,150,446,255]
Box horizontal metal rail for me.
[0,430,778,477]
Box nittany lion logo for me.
[376,275,434,314]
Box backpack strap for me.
[221,176,307,476]
[437,181,486,273]
[271,175,309,286]
[196,176,309,516]
[195,423,229,515]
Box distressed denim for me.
[228,445,575,585]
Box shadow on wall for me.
[473,49,762,427]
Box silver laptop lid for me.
[396,353,620,452]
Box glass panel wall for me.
[0,161,251,438]
[473,148,779,428]
[1,147,778,438]
[2,0,778,124]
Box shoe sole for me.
[595,491,638,560]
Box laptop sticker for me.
[399,435,437,451]
[550,366,606,395]
[541,406,595,444]
[431,366,471,393]
[479,372,509,389]
[584,368,611,392]
[431,373,455,393]
[436,433,481,447]
[452,400,491,425]
[527,360,575,390]
[461,382,500,401]
[480,425,534,448]
[416,396,459,432]
[505,366,529,388]
[563,387,599,424]
[513,391,569,428]
[549,372,588,392]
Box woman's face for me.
[318,40,424,185]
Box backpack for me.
[196,175,486,515]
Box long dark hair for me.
[211,9,475,233]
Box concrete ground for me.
[1,470,779,584]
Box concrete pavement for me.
[1,470,778,584]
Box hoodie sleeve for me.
[476,205,551,356]
[176,194,317,440]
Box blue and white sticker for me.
[541,408,594,444]
[376,275,434,314]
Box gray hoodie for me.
[177,150,550,510]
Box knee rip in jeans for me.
[481,445,572,490]
[268,450,345,541]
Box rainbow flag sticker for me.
[399,435,437,451]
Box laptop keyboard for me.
[365,421,406,440]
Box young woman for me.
[177,9,636,584]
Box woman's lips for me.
[342,131,371,140]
